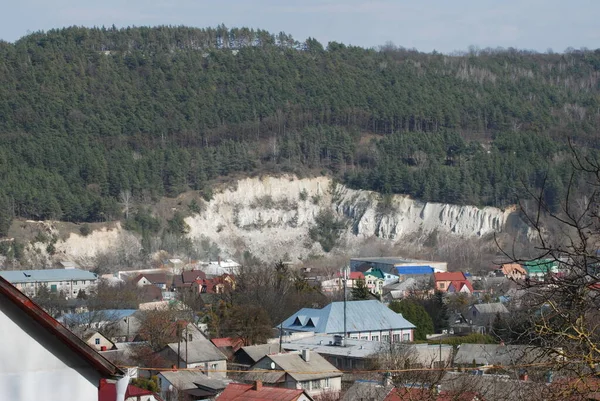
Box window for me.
[439,283,445,288]
[211,363,218,369]
[393,334,400,342]
[382,335,390,343]
[95,338,100,345]
[402,333,410,342]
[324,378,330,388]
[372,335,379,341]
[74,281,78,285]
[188,334,193,341]
[360,336,368,340]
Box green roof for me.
[523,259,558,274]
[364,268,385,279]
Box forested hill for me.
[0,25,599,235]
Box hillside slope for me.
[0,26,598,238]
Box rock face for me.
[47,175,514,262]
[185,176,514,260]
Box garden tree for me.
[497,144,600,393]
[351,277,370,300]
[389,300,434,341]
[137,308,190,351]
[205,260,328,336]
[33,285,67,318]
[87,280,141,309]
[413,291,449,334]
[221,303,273,346]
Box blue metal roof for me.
[0,269,98,283]
[395,266,434,275]
[281,300,416,334]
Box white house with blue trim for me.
[280,300,416,342]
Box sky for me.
[1,0,598,53]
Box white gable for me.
[0,303,102,401]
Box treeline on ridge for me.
[0,25,599,235]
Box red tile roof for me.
[0,276,123,378]
[98,381,163,401]
[450,280,474,293]
[218,383,308,401]
[349,272,365,280]
[434,272,466,282]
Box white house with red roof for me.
[434,272,473,293]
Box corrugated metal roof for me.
[395,266,434,275]
[282,300,416,334]
[240,343,282,363]
[0,268,97,283]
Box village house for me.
[172,269,207,290]
[218,382,314,401]
[280,300,416,342]
[0,268,98,299]
[132,272,169,290]
[244,350,343,398]
[320,271,365,294]
[234,343,282,366]
[434,272,473,293]
[0,276,126,401]
[82,330,117,352]
[496,263,527,280]
[158,324,228,377]
[157,370,230,400]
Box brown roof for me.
[218,383,309,401]
[133,272,168,285]
[181,270,207,283]
[0,276,123,378]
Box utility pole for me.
[343,265,348,345]
[279,322,283,353]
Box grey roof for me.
[239,343,281,363]
[281,300,416,334]
[167,336,227,364]
[440,371,546,401]
[0,268,98,283]
[472,303,510,315]
[342,381,393,401]
[453,344,543,366]
[247,351,342,382]
[351,257,436,265]
[282,335,381,358]
[159,370,229,391]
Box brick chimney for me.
[253,381,263,391]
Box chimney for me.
[382,372,392,387]
[301,349,310,362]
[253,381,263,391]
[218,256,222,266]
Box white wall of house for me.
[0,305,102,401]
[86,332,114,351]
[15,279,97,299]
[346,329,413,342]
[185,360,227,378]
[296,376,342,397]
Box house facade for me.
[0,268,98,299]
[245,351,342,398]
[158,324,228,378]
[434,272,472,293]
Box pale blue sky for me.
[1,0,597,53]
